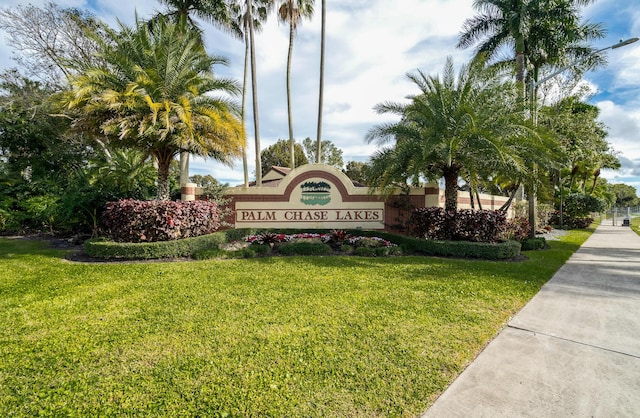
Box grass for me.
[0,229,592,417]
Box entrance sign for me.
[226,164,385,230]
[182,164,514,232]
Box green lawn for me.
[0,230,591,417]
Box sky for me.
[1,0,639,193]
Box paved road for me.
[422,224,640,417]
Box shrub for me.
[84,232,227,260]
[246,232,287,245]
[326,229,351,248]
[276,241,333,256]
[354,246,378,257]
[251,244,272,255]
[564,193,606,218]
[193,248,228,260]
[549,211,594,229]
[102,199,220,242]
[567,217,594,229]
[340,244,355,254]
[503,217,531,241]
[410,208,507,243]
[350,229,520,260]
[521,237,546,251]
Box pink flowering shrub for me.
[103,199,219,242]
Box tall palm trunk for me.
[315,0,325,163]
[286,18,295,169]
[241,25,250,187]
[179,152,189,186]
[248,0,262,185]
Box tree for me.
[247,0,264,186]
[0,2,108,89]
[260,139,308,175]
[457,0,602,88]
[64,17,245,200]
[302,137,343,168]
[315,0,326,163]
[229,0,273,186]
[610,183,639,207]
[457,0,603,235]
[539,97,618,195]
[366,56,551,212]
[277,0,314,170]
[0,70,87,180]
[156,0,233,29]
[153,0,240,187]
[343,161,371,185]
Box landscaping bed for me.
[82,229,524,261]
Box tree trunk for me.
[156,151,174,201]
[527,181,536,238]
[248,0,262,186]
[315,0,326,163]
[476,189,483,210]
[241,25,250,188]
[179,151,189,186]
[590,168,600,194]
[499,181,521,212]
[287,20,295,169]
[443,167,459,212]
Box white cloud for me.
[596,100,640,159]
[1,0,639,192]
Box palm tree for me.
[154,0,238,187]
[316,0,326,163]
[457,0,601,88]
[156,0,231,29]
[247,0,263,186]
[457,0,602,234]
[366,56,551,212]
[65,17,245,200]
[229,0,273,186]
[277,0,314,170]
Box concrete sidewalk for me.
[422,224,640,417]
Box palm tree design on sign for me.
[300,181,331,206]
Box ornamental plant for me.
[103,199,219,242]
[410,207,508,243]
[244,232,396,249]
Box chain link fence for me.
[602,206,640,226]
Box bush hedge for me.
[84,232,227,260]
[84,228,521,261]
[520,237,546,251]
[410,207,507,243]
[549,212,594,229]
[103,199,220,242]
[352,230,521,260]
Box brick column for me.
[181,182,197,201]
